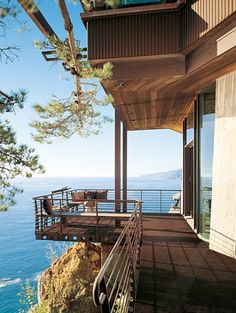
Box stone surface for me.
[38,242,101,313]
[210,70,236,258]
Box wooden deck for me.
[36,216,128,243]
[135,214,236,313]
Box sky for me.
[0,0,183,177]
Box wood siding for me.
[181,0,236,51]
[87,12,179,60]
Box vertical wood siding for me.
[181,0,236,51]
[87,0,236,60]
[88,12,180,60]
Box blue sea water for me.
[0,177,180,313]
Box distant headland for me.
[141,169,182,180]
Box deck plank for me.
[135,214,236,313]
[36,216,127,243]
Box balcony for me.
[80,0,183,12]
[33,187,236,312]
[33,188,181,243]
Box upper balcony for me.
[81,0,187,62]
[80,0,236,133]
[81,0,179,12]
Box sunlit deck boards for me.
[135,214,236,313]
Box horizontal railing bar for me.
[107,243,129,289]
[93,201,142,313]
[109,250,130,302]
[33,188,181,199]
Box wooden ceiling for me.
[95,55,188,133]
[102,75,194,133]
[97,15,236,133]
[85,3,236,133]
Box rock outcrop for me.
[38,242,101,313]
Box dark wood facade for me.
[81,1,236,132]
[181,0,236,52]
[87,12,180,60]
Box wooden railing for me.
[93,201,143,313]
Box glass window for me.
[199,88,215,239]
[186,106,194,144]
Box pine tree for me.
[0,1,44,211]
[31,35,114,143]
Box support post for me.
[182,118,187,216]
[123,123,127,213]
[115,107,121,227]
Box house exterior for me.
[80,0,236,258]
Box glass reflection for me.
[199,90,215,239]
[186,108,194,144]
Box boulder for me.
[38,242,101,313]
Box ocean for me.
[0,177,181,313]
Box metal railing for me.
[33,188,180,241]
[93,201,143,313]
[64,188,181,213]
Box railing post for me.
[35,199,39,234]
[95,201,99,242]
[126,228,136,299]
[123,122,127,213]
[60,199,63,236]
[93,277,110,313]
[160,190,162,213]
[115,106,121,227]
[40,200,43,233]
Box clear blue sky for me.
[1,0,182,177]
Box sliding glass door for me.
[198,88,215,239]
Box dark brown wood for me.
[182,118,186,215]
[115,107,121,226]
[87,13,180,60]
[91,56,185,79]
[81,0,186,21]
[123,123,127,213]
[181,0,236,52]
[183,143,193,216]
[193,99,199,231]
[135,214,236,313]
[84,3,236,133]
[35,218,127,244]
[17,0,58,38]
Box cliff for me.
[141,168,182,180]
[37,242,101,313]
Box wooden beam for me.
[183,118,186,215]
[91,55,185,81]
[115,107,121,226]
[122,123,127,213]
[17,0,58,38]
[186,19,236,74]
[58,0,82,110]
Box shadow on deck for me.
[135,214,236,313]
